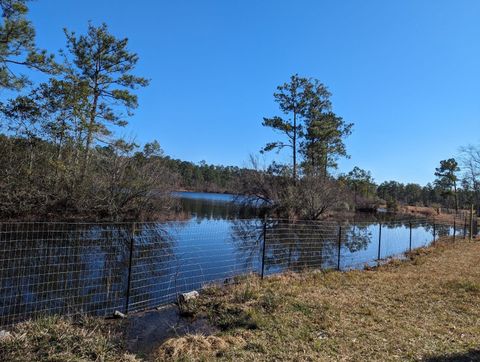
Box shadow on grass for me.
[424,350,480,362]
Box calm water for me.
[151,192,455,299]
[0,192,457,326]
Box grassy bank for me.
[1,239,479,361]
[157,239,480,361]
[0,315,139,362]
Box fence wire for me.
[0,216,474,328]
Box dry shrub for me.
[155,334,245,361]
[404,205,437,217]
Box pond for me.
[170,191,457,271]
[0,191,460,327]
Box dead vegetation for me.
[0,315,139,362]
[155,335,246,361]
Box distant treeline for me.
[375,181,471,211]
[343,177,478,212]
[340,155,480,213]
[162,158,251,193]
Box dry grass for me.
[2,240,479,361]
[401,205,476,225]
[155,240,480,361]
[0,315,140,362]
[155,335,246,361]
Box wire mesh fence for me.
[0,216,475,328]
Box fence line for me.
[0,216,476,328]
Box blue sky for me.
[27,0,480,185]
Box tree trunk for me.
[293,111,297,182]
[81,92,99,181]
[323,151,328,181]
[454,182,458,213]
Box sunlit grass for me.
[0,315,139,362]
[2,239,479,361]
[155,239,480,361]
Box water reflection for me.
[229,219,263,272]
[0,223,173,326]
[177,192,258,220]
[0,193,461,327]
[343,224,373,253]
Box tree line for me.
[338,154,480,213]
[1,0,477,221]
[162,158,252,193]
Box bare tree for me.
[460,144,480,209]
[293,176,344,220]
[239,155,344,220]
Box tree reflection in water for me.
[0,216,458,327]
[179,197,257,221]
[0,222,174,326]
[129,223,175,310]
[343,223,373,253]
[229,219,263,273]
[229,219,450,276]
[230,220,342,275]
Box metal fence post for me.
[337,225,342,271]
[125,222,136,314]
[377,222,382,264]
[433,222,436,245]
[469,204,474,241]
[261,217,267,279]
[464,216,467,239]
[453,219,456,242]
[409,221,412,252]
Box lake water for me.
[0,191,460,327]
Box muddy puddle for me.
[125,304,218,359]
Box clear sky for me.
[26,0,480,185]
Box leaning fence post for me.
[261,217,267,279]
[125,222,136,314]
[337,225,342,271]
[377,222,382,264]
[409,221,412,252]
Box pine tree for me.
[61,23,149,180]
[261,74,310,181]
[435,158,460,212]
[0,0,55,90]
